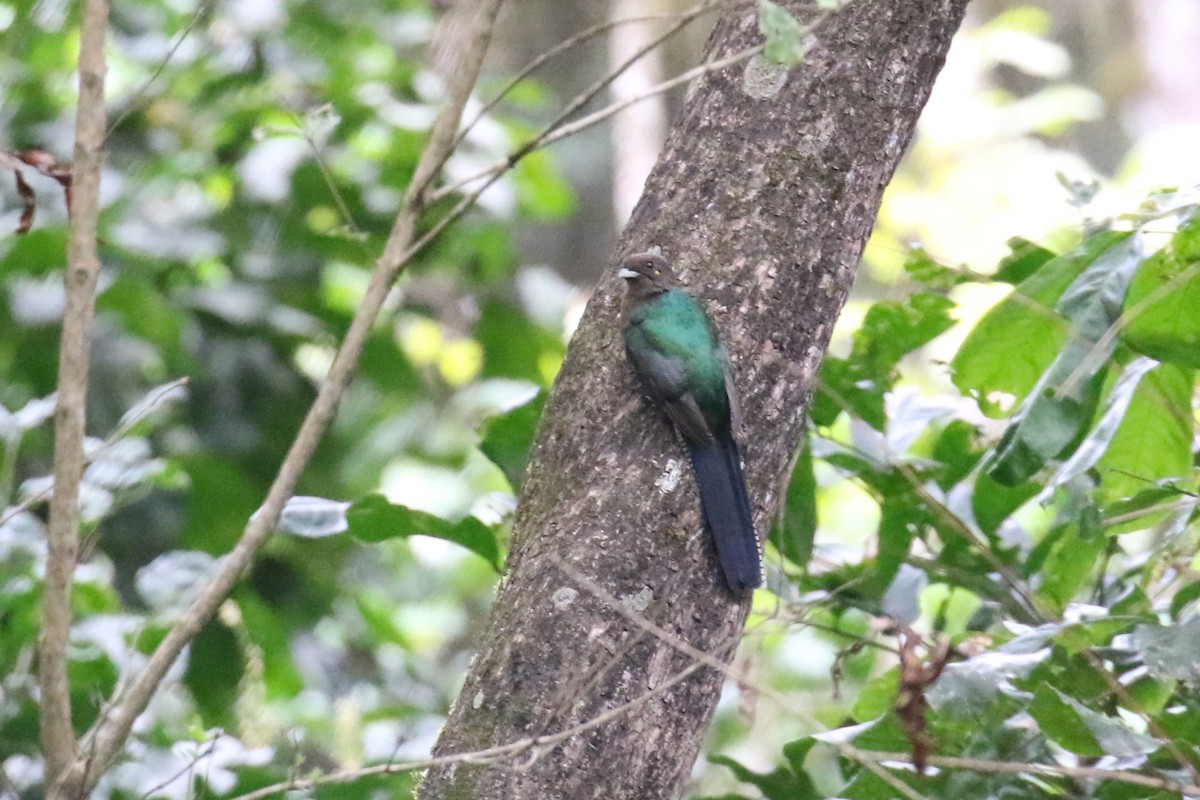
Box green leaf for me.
[1102,482,1191,531]
[903,248,969,290]
[874,500,918,597]
[970,468,1039,536]
[1170,582,1200,620]
[708,754,815,800]
[953,231,1129,418]
[856,293,956,378]
[235,590,305,697]
[0,227,70,279]
[758,0,809,68]
[1096,362,1194,508]
[346,494,502,571]
[993,237,1057,284]
[184,619,245,728]
[852,667,898,721]
[819,714,912,752]
[479,390,545,491]
[1122,212,1200,367]
[97,277,184,354]
[981,354,1106,486]
[1041,357,1157,497]
[1037,521,1106,614]
[984,234,1144,485]
[812,357,881,428]
[1132,620,1200,683]
[931,419,983,489]
[780,738,819,781]
[477,299,565,385]
[769,440,816,568]
[813,293,955,430]
[1030,685,1160,758]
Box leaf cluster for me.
[718,193,1200,799]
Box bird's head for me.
[618,251,677,300]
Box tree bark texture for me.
[421,1,969,798]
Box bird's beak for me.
[617,267,639,280]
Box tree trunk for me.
[420,1,968,797]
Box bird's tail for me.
[688,434,762,595]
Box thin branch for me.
[431,42,766,204]
[137,733,222,800]
[1103,498,1199,529]
[551,561,926,800]
[551,555,824,727]
[895,464,1047,623]
[1080,648,1200,784]
[106,0,214,139]
[39,0,109,785]
[226,657,713,800]
[400,42,773,271]
[1055,254,1200,402]
[51,3,506,797]
[452,0,725,152]
[286,105,367,245]
[542,44,762,153]
[810,376,1045,624]
[845,747,1200,797]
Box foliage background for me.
[1,1,1198,798]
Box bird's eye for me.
[645,261,653,269]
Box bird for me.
[618,251,762,595]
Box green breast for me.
[630,289,730,419]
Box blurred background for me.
[1,0,1199,796]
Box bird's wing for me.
[663,394,713,444]
[624,338,713,442]
[718,345,743,436]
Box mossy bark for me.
[420,1,970,797]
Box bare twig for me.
[392,41,773,292]
[844,747,1200,797]
[39,0,109,784]
[1080,648,1200,783]
[896,464,1046,622]
[808,376,1044,623]
[52,3,506,797]
[1103,497,1199,528]
[137,733,222,800]
[432,43,764,204]
[551,555,821,725]
[453,0,724,152]
[286,105,366,244]
[106,0,215,139]
[226,657,713,800]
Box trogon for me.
[618,251,761,595]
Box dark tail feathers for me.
[689,434,762,595]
